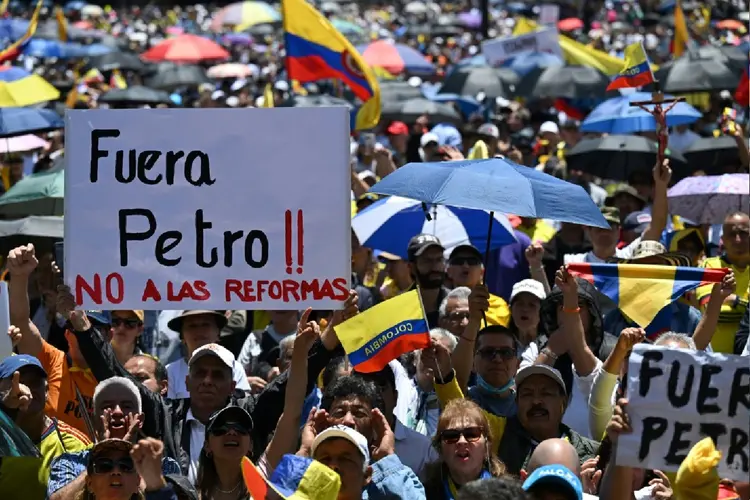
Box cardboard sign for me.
[539,5,560,26]
[481,28,563,66]
[617,344,749,482]
[64,108,352,309]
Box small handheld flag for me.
[0,0,43,64]
[606,42,654,91]
[335,290,430,373]
[568,263,727,333]
[242,455,340,500]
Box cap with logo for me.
[0,354,47,379]
[621,211,652,235]
[189,343,235,371]
[522,464,583,500]
[510,279,547,303]
[515,364,567,397]
[407,234,444,261]
[477,123,500,139]
[311,425,371,467]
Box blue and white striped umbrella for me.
[352,196,517,260]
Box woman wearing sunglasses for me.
[423,399,507,500]
[81,437,179,500]
[197,406,254,499]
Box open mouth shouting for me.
[527,406,549,420]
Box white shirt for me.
[186,409,206,485]
[563,238,641,265]
[166,356,251,400]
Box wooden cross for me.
[630,81,684,165]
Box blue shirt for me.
[485,230,532,302]
[47,449,181,498]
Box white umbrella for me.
[405,1,427,14]
[0,135,49,154]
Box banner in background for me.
[64,108,351,309]
[482,28,563,66]
[617,344,749,482]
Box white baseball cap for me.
[539,121,560,135]
[188,343,234,371]
[510,279,547,302]
[312,425,370,468]
[477,123,500,138]
[420,132,439,147]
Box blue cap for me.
[0,354,47,379]
[522,464,583,500]
[85,310,111,326]
[621,211,652,235]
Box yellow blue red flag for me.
[335,290,430,373]
[0,0,42,64]
[568,263,727,336]
[606,42,654,91]
[281,0,381,130]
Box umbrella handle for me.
[481,211,494,329]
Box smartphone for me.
[54,241,64,277]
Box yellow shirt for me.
[486,294,511,327]
[517,220,557,244]
[0,417,90,498]
[696,256,749,353]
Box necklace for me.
[215,480,241,494]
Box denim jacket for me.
[364,454,426,500]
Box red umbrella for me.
[141,34,230,63]
[557,18,584,31]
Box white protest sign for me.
[64,108,352,310]
[0,282,11,361]
[616,344,749,482]
[539,5,560,26]
[481,28,563,66]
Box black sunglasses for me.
[209,422,250,436]
[449,256,482,267]
[111,318,142,328]
[440,426,483,444]
[92,457,135,474]
[477,347,517,361]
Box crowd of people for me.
[0,0,749,499]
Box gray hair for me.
[279,335,296,360]
[653,332,696,350]
[429,327,458,352]
[93,376,143,415]
[438,286,471,320]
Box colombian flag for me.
[0,0,42,64]
[607,42,654,91]
[568,263,727,333]
[335,290,430,373]
[282,0,381,130]
[242,455,340,500]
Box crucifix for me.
[630,81,684,165]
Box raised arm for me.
[7,244,43,356]
[641,159,671,242]
[692,272,735,351]
[452,285,488,393]
[555,267,597,377]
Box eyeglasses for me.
[92,457,135,474]
[209,422,250,436]
[449,257,481,267]
[111,318,141,328]
[440,426,483,444]
[477,347,517,361]
[447,311,471,322]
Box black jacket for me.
[735,308,749,355]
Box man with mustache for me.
[406,234,450,329]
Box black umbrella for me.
[438,66,517,98]
[683,136,741,174]
[694,45,748,75]
[516,65,610,99]
[86,51,147,73]
[565,135,689,181]
[380,81,424,101]
[381,98,462,125]
[144,64,211,90]
[99,86,173,106]
[653,56,740,93]
[280,95,353,108]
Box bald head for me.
[527,438,581,476]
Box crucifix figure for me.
[631,87,685,165]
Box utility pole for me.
[481,0,490,39]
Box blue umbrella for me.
[581,92,702,134]
[0,108,64,139]
[500,50,564,77]
[0,19,30,41]
[422,87,482,117]
[369,158,609,229]
[0,66,31,82]
[352,196,517,259]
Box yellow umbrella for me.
[0,75,60,107]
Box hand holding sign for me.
[616,327,646,355]
[648,470,673,500]
[606,398,632,444]
[56,284,91,332]
[7,244,38,277]
[7,325,21,349]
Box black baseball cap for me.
[407,234,444,261]
[207,406,254,434]
[449,244,482,261]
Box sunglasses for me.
[477,347,517,361]
[449,257,481,267]
[440,427,483,444]
[209,422,250,436]
[92,457,135,474]
[111,318,141,328]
